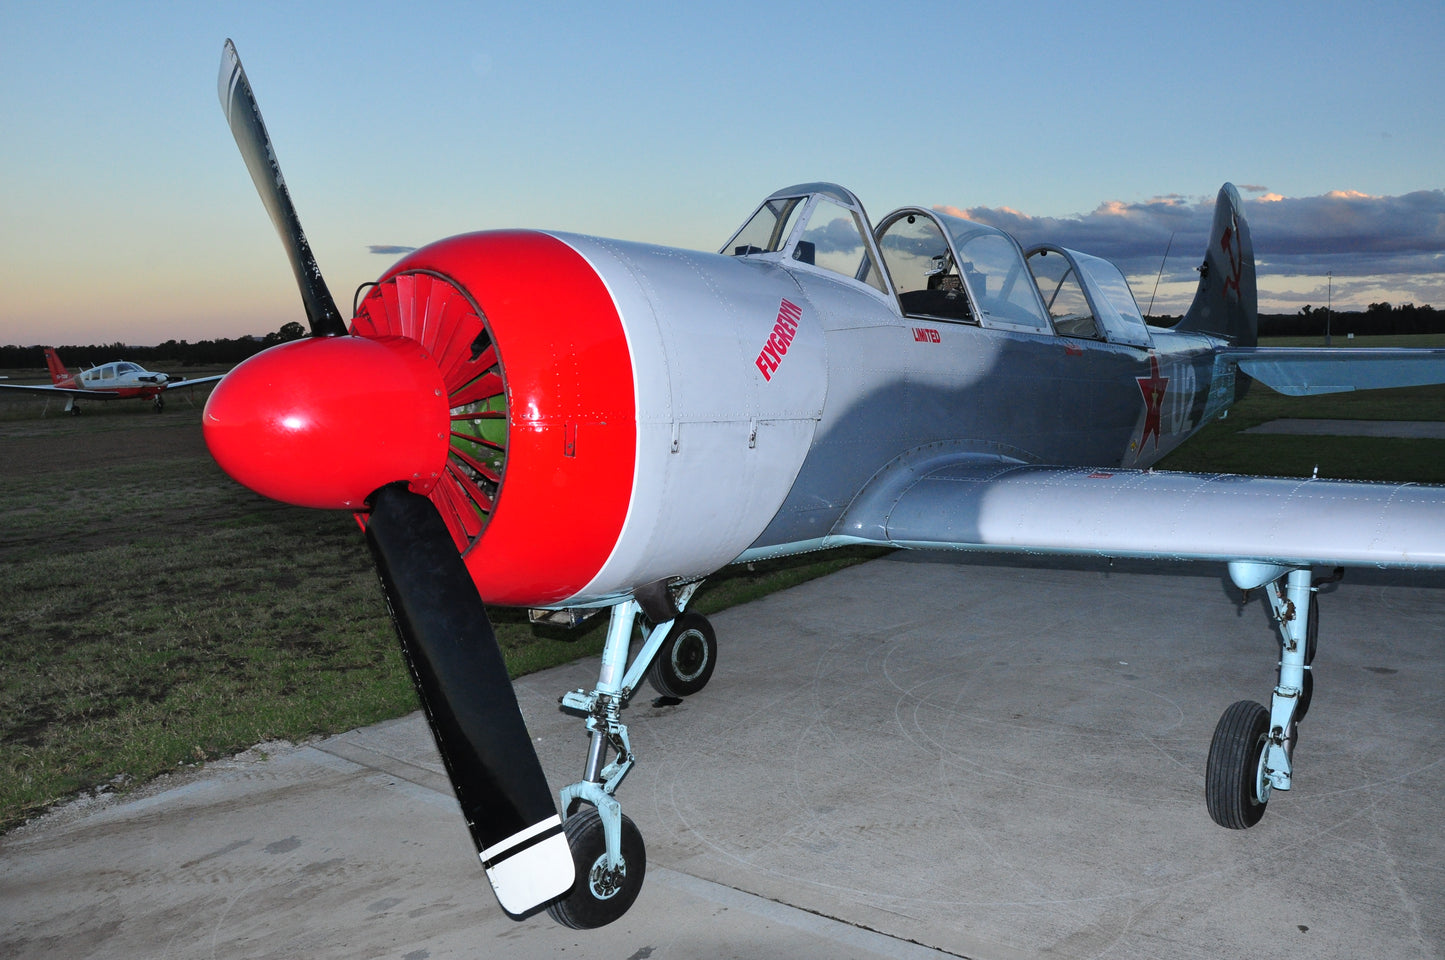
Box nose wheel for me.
[546,808,647,929]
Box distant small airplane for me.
[0,348,224,413]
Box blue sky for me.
[2,0,1442,346]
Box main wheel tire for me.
[1205,700,1271,829]
[646,612,717,698]
[546,808,646,929]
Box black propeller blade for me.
[216,42,573,915]
[365,483,561,848]
[217,39,348,337]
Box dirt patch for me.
[0,406,211,480]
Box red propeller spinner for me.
[203,333,452,510]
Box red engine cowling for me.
[206,230,827,608]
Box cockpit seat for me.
[898,288,974,322]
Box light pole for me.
[1325,271,1333,346]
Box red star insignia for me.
[1136,355,1169,450]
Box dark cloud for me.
[368,244,417,255]
[808,216,866,255]
[936,188,1445,283]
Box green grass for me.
[1157,380,1445,481]
[1255,333,1445,349]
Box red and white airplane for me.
[207,41,1445,928]
[0,348,224,413]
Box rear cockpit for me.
[876,208,1054,333]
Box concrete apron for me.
[3,555,1442,960]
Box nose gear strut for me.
[547,583,711,927]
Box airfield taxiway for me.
[3,553,1442,959]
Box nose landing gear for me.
[549,586,714,927]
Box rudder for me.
[43,348,71,384]
[1177,184,1257,347]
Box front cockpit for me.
[722,183,890,295]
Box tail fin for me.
[43,348,70,384]
[1176,183,1257,347]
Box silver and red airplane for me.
[0,347,224,413]
[207,41,1445,927]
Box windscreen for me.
[724,196,806,256]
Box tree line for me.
[0,322,306,370]
[1259,302,1442,338]
[3,305,1441,371]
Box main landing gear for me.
[547,585,717,927]
[1205,563,1338,829]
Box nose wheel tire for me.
[1205,699,1271,829]
[646,612,717,698]
[546,808,647,929]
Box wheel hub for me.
[671,629,708,681]
[587,854,627,900]
[1254,737,1272,805]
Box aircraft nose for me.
[203,335,451,509]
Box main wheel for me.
[646,612,717,698]
[546,808,646,929]
[1205,700,1271,829]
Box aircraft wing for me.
[1220,346,1445,396]
[163,375,226,389]
[0,383,113,399]
[0,376,223,397]
[833,454,1445,569]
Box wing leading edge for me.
[830,454,1445,570]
